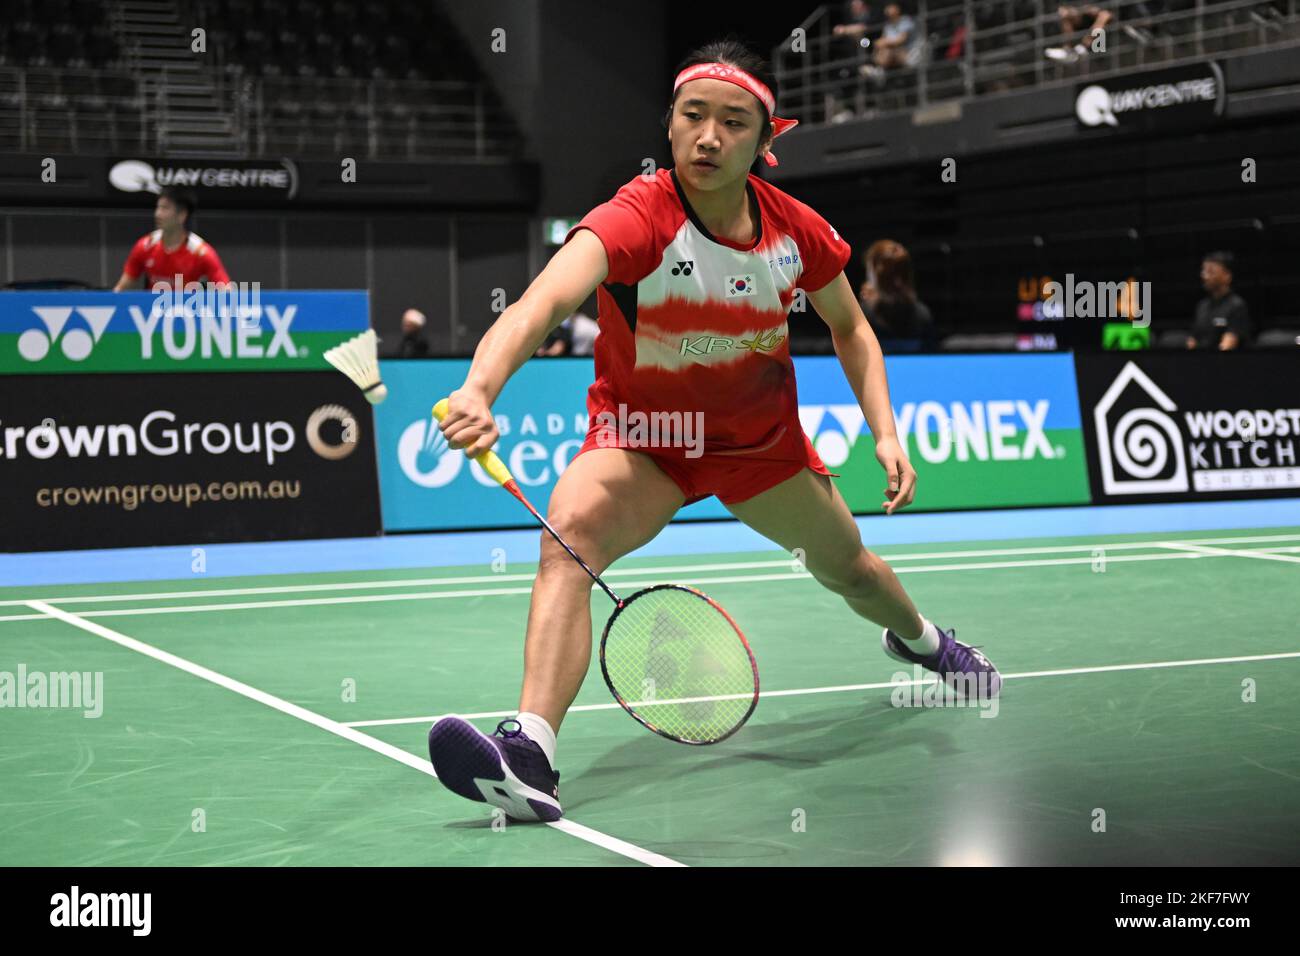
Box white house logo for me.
[305,405,358,461]
[398,418,463,488]
[108,158,299,199]
[18,307,115,361]
[1093,361,1189,495]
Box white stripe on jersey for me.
[631,221,802,372]
[635,320,790,372]
[637,221,803,310]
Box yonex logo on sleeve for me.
[671,260,694,276]
[18,307,115,362]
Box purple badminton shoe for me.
[427,717,562,822]
[882,625,1003,700]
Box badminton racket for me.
[432,397,759,745]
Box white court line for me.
[341,650,1300,728]
[1157,541,1300,566]
[0,550,1224,623]
[24,600,684,868]
[5,532,1300,609]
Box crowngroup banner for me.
[0,290,369,373]
[0,371,380,552]
[373,354,1093,532]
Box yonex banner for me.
[797,354,1092,512]
[0,372,380,551]
[374,353,1091,532]
[0,290,369,374]
[1075,353,1300,504]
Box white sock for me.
[515,711,557,768]
[898,616,941,657]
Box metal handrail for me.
[775,0,1298,125]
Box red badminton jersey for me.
[122,229,230,287]
[565,167,851,455]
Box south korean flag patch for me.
[726,274,756,297]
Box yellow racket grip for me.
[432,398,514,487]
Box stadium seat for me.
[1255,328,1300,348]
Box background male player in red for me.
[112,185,231,291]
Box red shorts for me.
[572,414,840,506]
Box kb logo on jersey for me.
[726,274,756,297]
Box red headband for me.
[673,62,799,167]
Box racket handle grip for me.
[432,398,514,487]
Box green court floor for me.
[2,526,1298,866]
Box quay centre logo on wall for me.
[1075,61,1224,132]
[108,158,300,200]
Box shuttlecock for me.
[323,329,387,404]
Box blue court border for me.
[4,498,1298,587]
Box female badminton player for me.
[428,39,1001,823]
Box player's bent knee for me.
[537,520,614,579]
[814,550,884,598]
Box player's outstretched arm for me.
[809,271,917,514]
[441,228,609,458]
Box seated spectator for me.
[535,313,599,357]
[536,318,573,357]
[566,312,599,356]
[393,308,431,358]
[859,239,934,350]
[832,0,882,42]
[830,0,882,121]
[1046,4,1114,62]
[869,4,922,72]
[1187,251,1252,350]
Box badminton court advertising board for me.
[372,359,731,532]
[1075,352,1300,504]
[797,353,1092,511]
[0,290,369,373]
[0,371,381,552]
[372,354,1091,532]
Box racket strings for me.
[604,587,756,743]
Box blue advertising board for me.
[373,358,728,532]
[373,353,1090,531]
[0,290,368,373]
